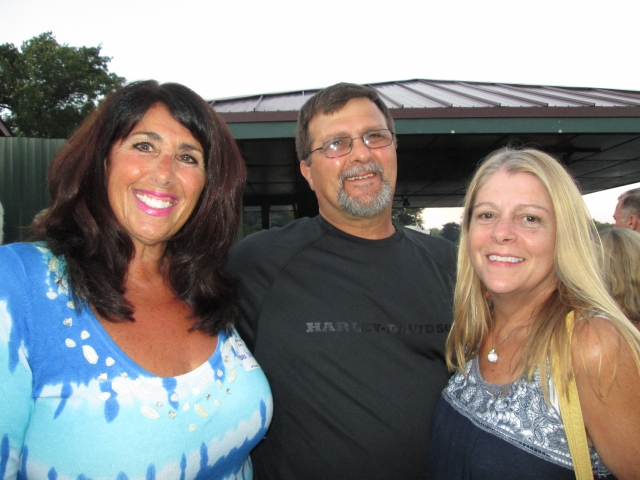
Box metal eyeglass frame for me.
[306,129,395,159]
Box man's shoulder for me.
[400,226,456,251]
[239,217,322,249]
[227,217,325,272]
[398,226,457,269]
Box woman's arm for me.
[573,316,640,480]
[0,246,35,479]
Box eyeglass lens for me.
[322,130,393,158]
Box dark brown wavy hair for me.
[32,80,246,335]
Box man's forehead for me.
[323,97,381,116]
[309,98,387,137]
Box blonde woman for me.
[426,148,640,479]
[601,228,640,326]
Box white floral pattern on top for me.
[0,243,273,480]
[443,357,611,477]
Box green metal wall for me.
[0,137,66,244]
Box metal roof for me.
[208,79,640,219]
[211,79,640,121]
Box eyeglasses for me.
[307,129,395,159]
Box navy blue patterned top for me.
[426,356,615,479]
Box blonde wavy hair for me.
[446,147,640,395]
[601,228,640,324]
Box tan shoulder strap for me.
[551,311,594,480]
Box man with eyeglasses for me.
[226,83,456,479]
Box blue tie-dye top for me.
[0,243,273,480]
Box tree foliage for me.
[593,219,613,233]
[440,222,461,244]
[392,208,425,229]
[0,32,125,137]
[243,210,295,236]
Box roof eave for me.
[218,106,640,124]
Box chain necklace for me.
[487,322,528,363]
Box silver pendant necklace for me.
[487,322,528,363]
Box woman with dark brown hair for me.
[0,80,272,479]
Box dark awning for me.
[210,79,640,215]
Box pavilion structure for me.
[211,79,640,222]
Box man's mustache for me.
[339,163,385,186]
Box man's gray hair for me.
[618,187,640,218]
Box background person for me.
[613,187,640,232]
[0,80,272,479]
[226,82,456,479]
[601,228,640,326]
[427,148,640,479]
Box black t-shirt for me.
[226,216,456,479]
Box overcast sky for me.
[422,181,640,230]
[3,0,639,226]
[4,0,639,100]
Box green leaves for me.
[0,32,125,138]
[392,207,425,230]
